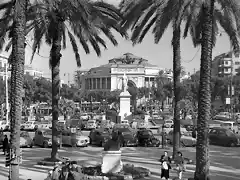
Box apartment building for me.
[212,52,240,77]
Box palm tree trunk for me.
[50,21,62,161]
[172,25,181,159]
[10,0,27,179]
[194,1,214,179]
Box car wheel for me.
[89,138,92,145]
[43,142,48,148]
[229,141,236,147]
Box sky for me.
[0,0,232,84]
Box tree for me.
[0,0,28,179]
[28,0,126,160]
[184,1,240,179]
[0,78,5,105]
[120,0,191,157]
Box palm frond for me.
[67,30,81,67]
[131,4,157,44]
[62,24,66,49]
[153,0,177,44]
[215,8,240,53]
[0,1,13,11]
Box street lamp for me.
[0,54,9,124]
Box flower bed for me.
[45,161,150,180]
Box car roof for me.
[210,127,226,130]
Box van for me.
[220,121,238,133]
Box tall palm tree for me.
[0,0,28,179]
[120,0,192,157]
[27,0,127,161]
[183,0,240,179]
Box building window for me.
[97,78,100,89]
[107,77,111,89]
[93,78,96,89]
[235,61,240,65]
[102,78,106,89]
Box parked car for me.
[209,127,240,147]
[20,131,33,148]
[22,121,39,131]
[61,130,89,147]
[89,129,111,147]
[167,130,196,147]
[220,121,239,133]
[136,129,160,147]
[38,121,52,129]
[81,113,89,120]
[34,129,60,148]
[86,120,97,130]
[114,126,138,147]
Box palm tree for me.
[183,0,240,179]
[0,0,28,179]
[120,0,192,157]
[27,0,126,161]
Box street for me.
[0,144,239,180]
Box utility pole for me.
[0,55,9,124]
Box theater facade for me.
[83,53,162,91]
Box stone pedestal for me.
[101,150,123,174]
[119,91,131,120]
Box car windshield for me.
[165,120,172,124]
[43,130,52,136]
[225,130,234,136]
[25,122,33,124]
[74,131,83,136]
[116,128,131,133]
[88,120,95,123]
[141,130,153,136]
[20,132,29,137]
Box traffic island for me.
[44,163,150,180]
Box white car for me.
[167,130,196,147]
[86,120,97,130]
[81,113,89,120]
[0,121,10,131]
[38,121,52,129]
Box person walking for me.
[2,135,9,155]
[160,151,171,179]
[174,151,185,179]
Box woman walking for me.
[174,151,185,179]
[160,151,171,179]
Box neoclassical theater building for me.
[83,53,163,91]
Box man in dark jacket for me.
[3,135,8,155]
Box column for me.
[95,78,98,89]
[91,78,93,90]
[148,77,150,88]
[100,78,102,89]
[105,77,108,89]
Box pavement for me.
[0,145,239,180]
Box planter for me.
[45,163,150,180]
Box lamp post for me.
[0,55,9,124]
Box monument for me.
[102,131,123,173]
[119,72,131,119]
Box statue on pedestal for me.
[122,72,128,92]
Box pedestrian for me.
[160,151,171,179]
[174,151,185,179]
[3,135,9,155]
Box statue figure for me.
[122,72,128,92]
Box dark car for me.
[114,126,138,147]
[136,129,160,147]
[89,128,111,147]
[209,127,240,147]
